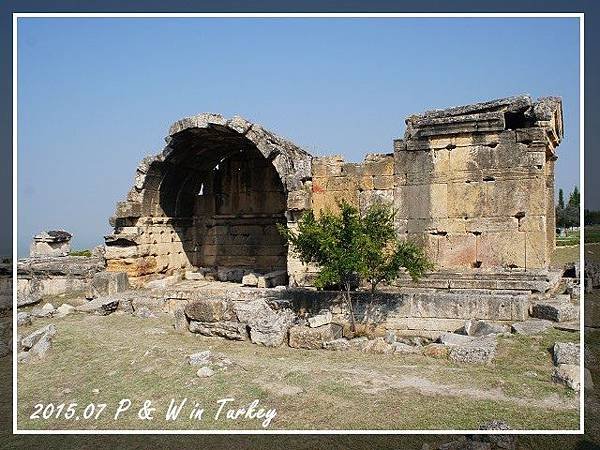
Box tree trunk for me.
[345,282,357,333]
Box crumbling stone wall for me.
[106,95,563,287]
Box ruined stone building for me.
[104,95,563,289]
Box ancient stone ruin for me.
[29,230,72,258]
[105,95,563,287]
[16,95,579,363]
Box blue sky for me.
[16,17,580,256]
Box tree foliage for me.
[278,200,432,330]
[556,186,580,230]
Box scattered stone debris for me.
[173,308,188,333]
[384,329,396,344]
[257,270,288,288]
[134,307,157,319]
[552,342,580,366]
[187,350,234,378]
[31,303,55,318]
[18,324,57,363]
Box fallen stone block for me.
[288,323,343,350]
[423,343,449,358]
[233,299,276,324]
[88,271,129,298]
[217,267,248,283]
[189,320,247,341]
[511,319,553,335]
[185,298,232,322]
[362,337,394,354]
[322,338,351,351]
[392,342,422,355]
[438,333,474,346]
[464,319,510,337]
[553,342,580,366]
[145,274,181,289]
[307,310,332,328]
[197,366,215,378]
[257,270,288,288]
[55,303,75,318]
[448,337,497,364]
[21,324,57,350]
[185,271,205,281]
[248,310,295,347]
[552,364,580,391]
[241,273,259,287]
[17,312,31,327]
[76,296,119,315]
[349,336,370,351]
[531,301,578,322]
[173,308,188,333]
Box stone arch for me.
[106,114,312,285]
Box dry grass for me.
[15,311,580,431]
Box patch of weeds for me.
[69,249,92,257]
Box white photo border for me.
[12,11,586,435]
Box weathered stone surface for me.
[21,324,57,350]
[322,338,351,351]
[511,319,553,335]
[531,301,578,322]
[257,270,288,288]
[89,271,129,298]
[241,272,259,287]
[185,271,205,281]
[197,366,215,378]
[553,342,580,366]
[55,303,75,318]
[392,342,422,355]
[185,298,232,323]
[17,312,31,327]
[308,311,332,328]
[188,320,247,340]
[76,296,119,315]
[448,337,497,364]
[30,230,72,258]
[423,343,449,358]
[464,319,510,336]
[288,324,343,350]
[552,364,580,391]
[438,333,474,346]
[187,350,212,366]
[362,337,394,354]
[173,308,188,333]
[248,310,295,347]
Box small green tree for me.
[568,186,580,208]
[279,200,432,331]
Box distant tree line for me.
[585,209,600,226]
[556,186,579,229]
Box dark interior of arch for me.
[152,125,288,273]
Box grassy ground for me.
[16,312,579,431]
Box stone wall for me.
[307,96,563,275]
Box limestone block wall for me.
[307,95,563,273]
